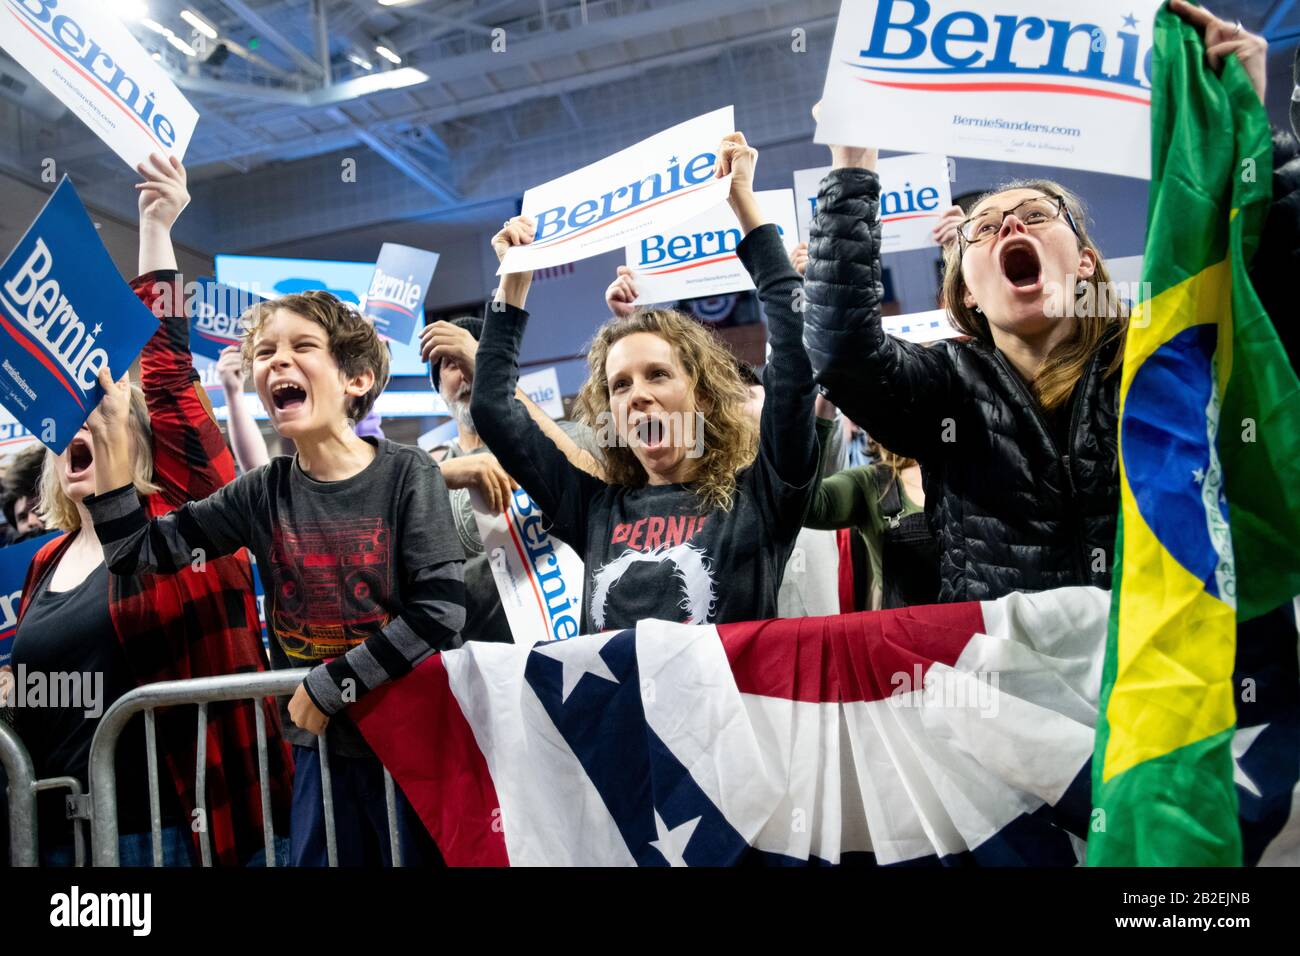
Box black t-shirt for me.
[87,439,466,757]
[11,560,180,843]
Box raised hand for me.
[135,153,190,231]
[216,345,246,391]
[790,242,809,276]
[931,205,966,250]
[420,320,480,374]
[1168,0,1268,103]
[491,215,536,310]
[605,266,640,317]
[86,367,131,439]
[715,132,765,234]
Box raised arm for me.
[303,457,466,715]
[132,154,240,503]
[464,219,606,548]
[217,345,271,472]
[83,367,256,575]
[471,304,604,547]
[803,138,958,462]
[718,132,819,502]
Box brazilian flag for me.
[1090,5,1300,865]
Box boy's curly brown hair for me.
[240,291,390,423]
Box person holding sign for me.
[801,3,1282,604]
[471,131,820,631]
[8,154,293,866]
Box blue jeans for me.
[289,745,441,867]
[42,824,195,867]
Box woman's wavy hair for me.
[38,385,159,532]
[574,309,758,513]
[941,179,1127,411]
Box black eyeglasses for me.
[958,194,1079,249]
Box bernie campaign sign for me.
[498,107,735,274]
[794,152,952,251]
[0,531,59,666]
[627,189,800,304]
[362,243,439,345]
[187,277,264,362]
[1,0,200,170]
[471,486,585,645]
[0,177,159,454]
[814,0,1164,179]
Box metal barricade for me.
[1,719,37,867]
[0,721,88,867]
[88,669,406,868]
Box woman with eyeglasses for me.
[802,2,1286,603]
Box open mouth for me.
[1000,243,1042,290]
[270,381,307,412]
[67,436,93,478]
[633,415,668,450]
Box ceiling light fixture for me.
[167,34,198,56]
[180,10,219,39]
[375,44,402,65]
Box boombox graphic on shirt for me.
[268,516,393,661]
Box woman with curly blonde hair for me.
[470,131,820,631]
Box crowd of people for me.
[0,1,1295,867]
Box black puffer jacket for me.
[805,164,1298,604]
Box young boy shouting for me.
[84,289,465,866]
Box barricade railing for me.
[1,719,38,867]
[88,669,405,868]
[0,720,88,867]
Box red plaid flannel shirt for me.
[19,271,294,866]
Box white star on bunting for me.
[649,811,700,867]
[1232,723,1268,798]
[532,633,620,703]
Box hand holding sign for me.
[85,366,133,496]
[441,453,518,515]
[492,216,536,310]
[931,206,966,251]
[605,266,640,318]
[135,154,190,230]
[85,366,130,438]
[715,132,764,234]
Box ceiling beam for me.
[214,0,327,79]
[186,15,838,171]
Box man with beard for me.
[423,316,604,643]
